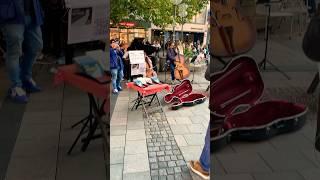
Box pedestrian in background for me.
[0,0,44,103]
[166,42,177,84]
[110,40,124,94]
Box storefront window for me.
[110,28,147,44]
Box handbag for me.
[0,1,15,24]
[302,15,320,62]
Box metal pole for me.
[173,5,176,42]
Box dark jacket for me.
[166,48,176,63]
[110,47,124,70]
[0,0,44,25]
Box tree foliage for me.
[110,0,209,28]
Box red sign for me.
[119,22,136,27]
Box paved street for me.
[110,69,210,180]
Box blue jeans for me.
[1,16,43,87]
[199,125,210,172]
[169,62,175,81]
[111,68,123,90]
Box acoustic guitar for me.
[211,0,257,57]
[174,51,190,80]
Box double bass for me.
[145,55,156,78]
[211,0,257,57]
[174,49,190,80]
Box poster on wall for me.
[65,0,109,44]
[129,50,146,76]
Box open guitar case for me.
[164,79,206,110]
[210,55,308,152]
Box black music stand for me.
[257,0,291,80]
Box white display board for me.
[66,0,109,44]
[128,50,146,76]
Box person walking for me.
[0,0,44,103]
[110,41,124,94]
[166,42,177,84]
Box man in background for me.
[110,40,124,94]
[0,0,43,103]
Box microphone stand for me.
[257,0,291,80]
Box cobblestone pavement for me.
[145,112,193,180]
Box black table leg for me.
[81,95,108,152]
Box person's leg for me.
[170,62,175,81]
[1,24,29,103]
[20,16,43,85]
[1,24,24,87]
[111,69,118,93]
[116,68,124,91]
[199,126,210,172]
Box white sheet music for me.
[67,0,109,44]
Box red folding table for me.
[127,82,170,118]
[54,64,110,154]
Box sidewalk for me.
[110,71,210,180]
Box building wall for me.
[150,3,210,44]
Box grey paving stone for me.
[110,164,123,180]
[159,168,167,176]
[164,156,171,161]
[123,171,151,180]
[158,156,165,162]
[187,124,206,133]
[151,170,158,176]
[259,150,316,171]
[167,167,174,175]
[170,125,190,135]
[231,140,276,153]
[158,162,167,168]
[174,167,182,173]
[149,152,157,157]
[149,157,157,163]
[126,129,146,141]
[211,154,226,175]
[253,172,305,180]
[110,125,127,136]
[167,174,175,180]
[212,174,255,180]
[216,152,272,173]
[176,160,186,166]
[123,154,149,173]
[151,176,159,180]
[157,151,165,156]
[55,143,106,180]
[167,161,176,167]
[151,163,158,170]
[110,135,125,148]
[269,132,314,152]
[299,168,320,180]
[125,140,148,155]
[110,148,124,165]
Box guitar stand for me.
[258,2,290,80]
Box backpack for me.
[302,15,320,61]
